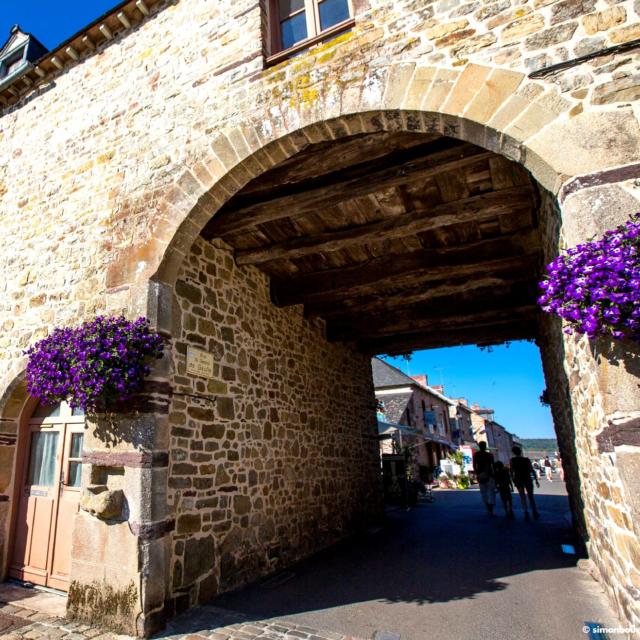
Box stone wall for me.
[537,188,640,627]
[166,236,381,612]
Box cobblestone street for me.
[0,600,363,640]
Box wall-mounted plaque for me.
[186,346,214,379]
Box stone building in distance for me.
[0,0,638,635]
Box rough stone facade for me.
[538,190,640,629]
[167,236,381,613]
[0,0,637,635]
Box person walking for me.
[557,456,564,482]
[532,460,541,481]
[473,441,496,516]
[494,461,514,518]
[543,456,553,482]
[511,445,540,521]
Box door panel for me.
[10,403,85,591]
[50,429,83,587]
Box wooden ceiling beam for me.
[202,139,494,238]
[326,291,538,342]
[270,230,541,307]
[234,187,534,266]
[358,320,538,355]
[305,268,536,319]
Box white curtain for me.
[28,432,59,486]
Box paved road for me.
[208,481,622,640]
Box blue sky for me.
[384,340,555,439]
[0,1,121,49]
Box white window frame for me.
[267,0,355,63]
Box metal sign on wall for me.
[186,346,214,379]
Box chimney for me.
[410,374,428,387]
[458,398,469,407]
[431,385,445,394]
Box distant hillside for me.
[519,438,558,453]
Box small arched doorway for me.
[9,400,85,591]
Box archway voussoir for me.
[358,111,386,134]
[463,68,525,126]
[498,132,525,165]
[522,146,564,194]
[301,121,335,144]
[210,133,242,172]
[420,111,444,136]
[162,182,199,215]
[442,63,492,118]
[382,110,406,132]
[488,83,545,134]
[154,245,186,287]
[504,102,561,145]
[325,117,351,140]
[338,113,369,136]
[239,124,264,156]
[402,66,437,111]
[459,118,489,150]
[380,62,416,111]
[190,162,216,191]
[421,67,460,114]
[227,128,253,164]
[359,67,391,111]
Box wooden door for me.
[10,401,85,591]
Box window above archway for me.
[266,0,354,64]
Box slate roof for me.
[371,357,415,389]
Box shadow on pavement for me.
[160,485,581,637]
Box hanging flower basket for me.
[538,213,640,342]
[24,316,164,412]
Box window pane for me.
[319,0,350,30]
[279,0,305,16]
[281,12,308,49]
[27,432,59,486]
[68,461,82,488]
[70,433,84,459]
[33,402,61,418]
[71,405,85,417]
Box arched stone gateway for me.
[93,84,635,635]
[0,0,639,635]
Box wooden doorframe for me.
[5,398,84,590]
[5,394,38,583]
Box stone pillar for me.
[67,282,174,637]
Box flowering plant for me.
[538,214,640,341]
[24,316,164,411]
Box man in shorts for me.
[473,441,496,516]
[511,445,540,521]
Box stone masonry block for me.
[442,64,492,116]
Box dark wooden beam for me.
[358,319,538,355]
[271,230,541,308]
[235,187,534,266]
[203,139,494,238]
[326,288,538,342]
[306,267,536,320]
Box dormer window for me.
[1,46,26,79]
[0,26,48,93]
[267,0,354,63]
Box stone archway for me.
[92,62,640,635]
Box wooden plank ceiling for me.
[201,131,542,355]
